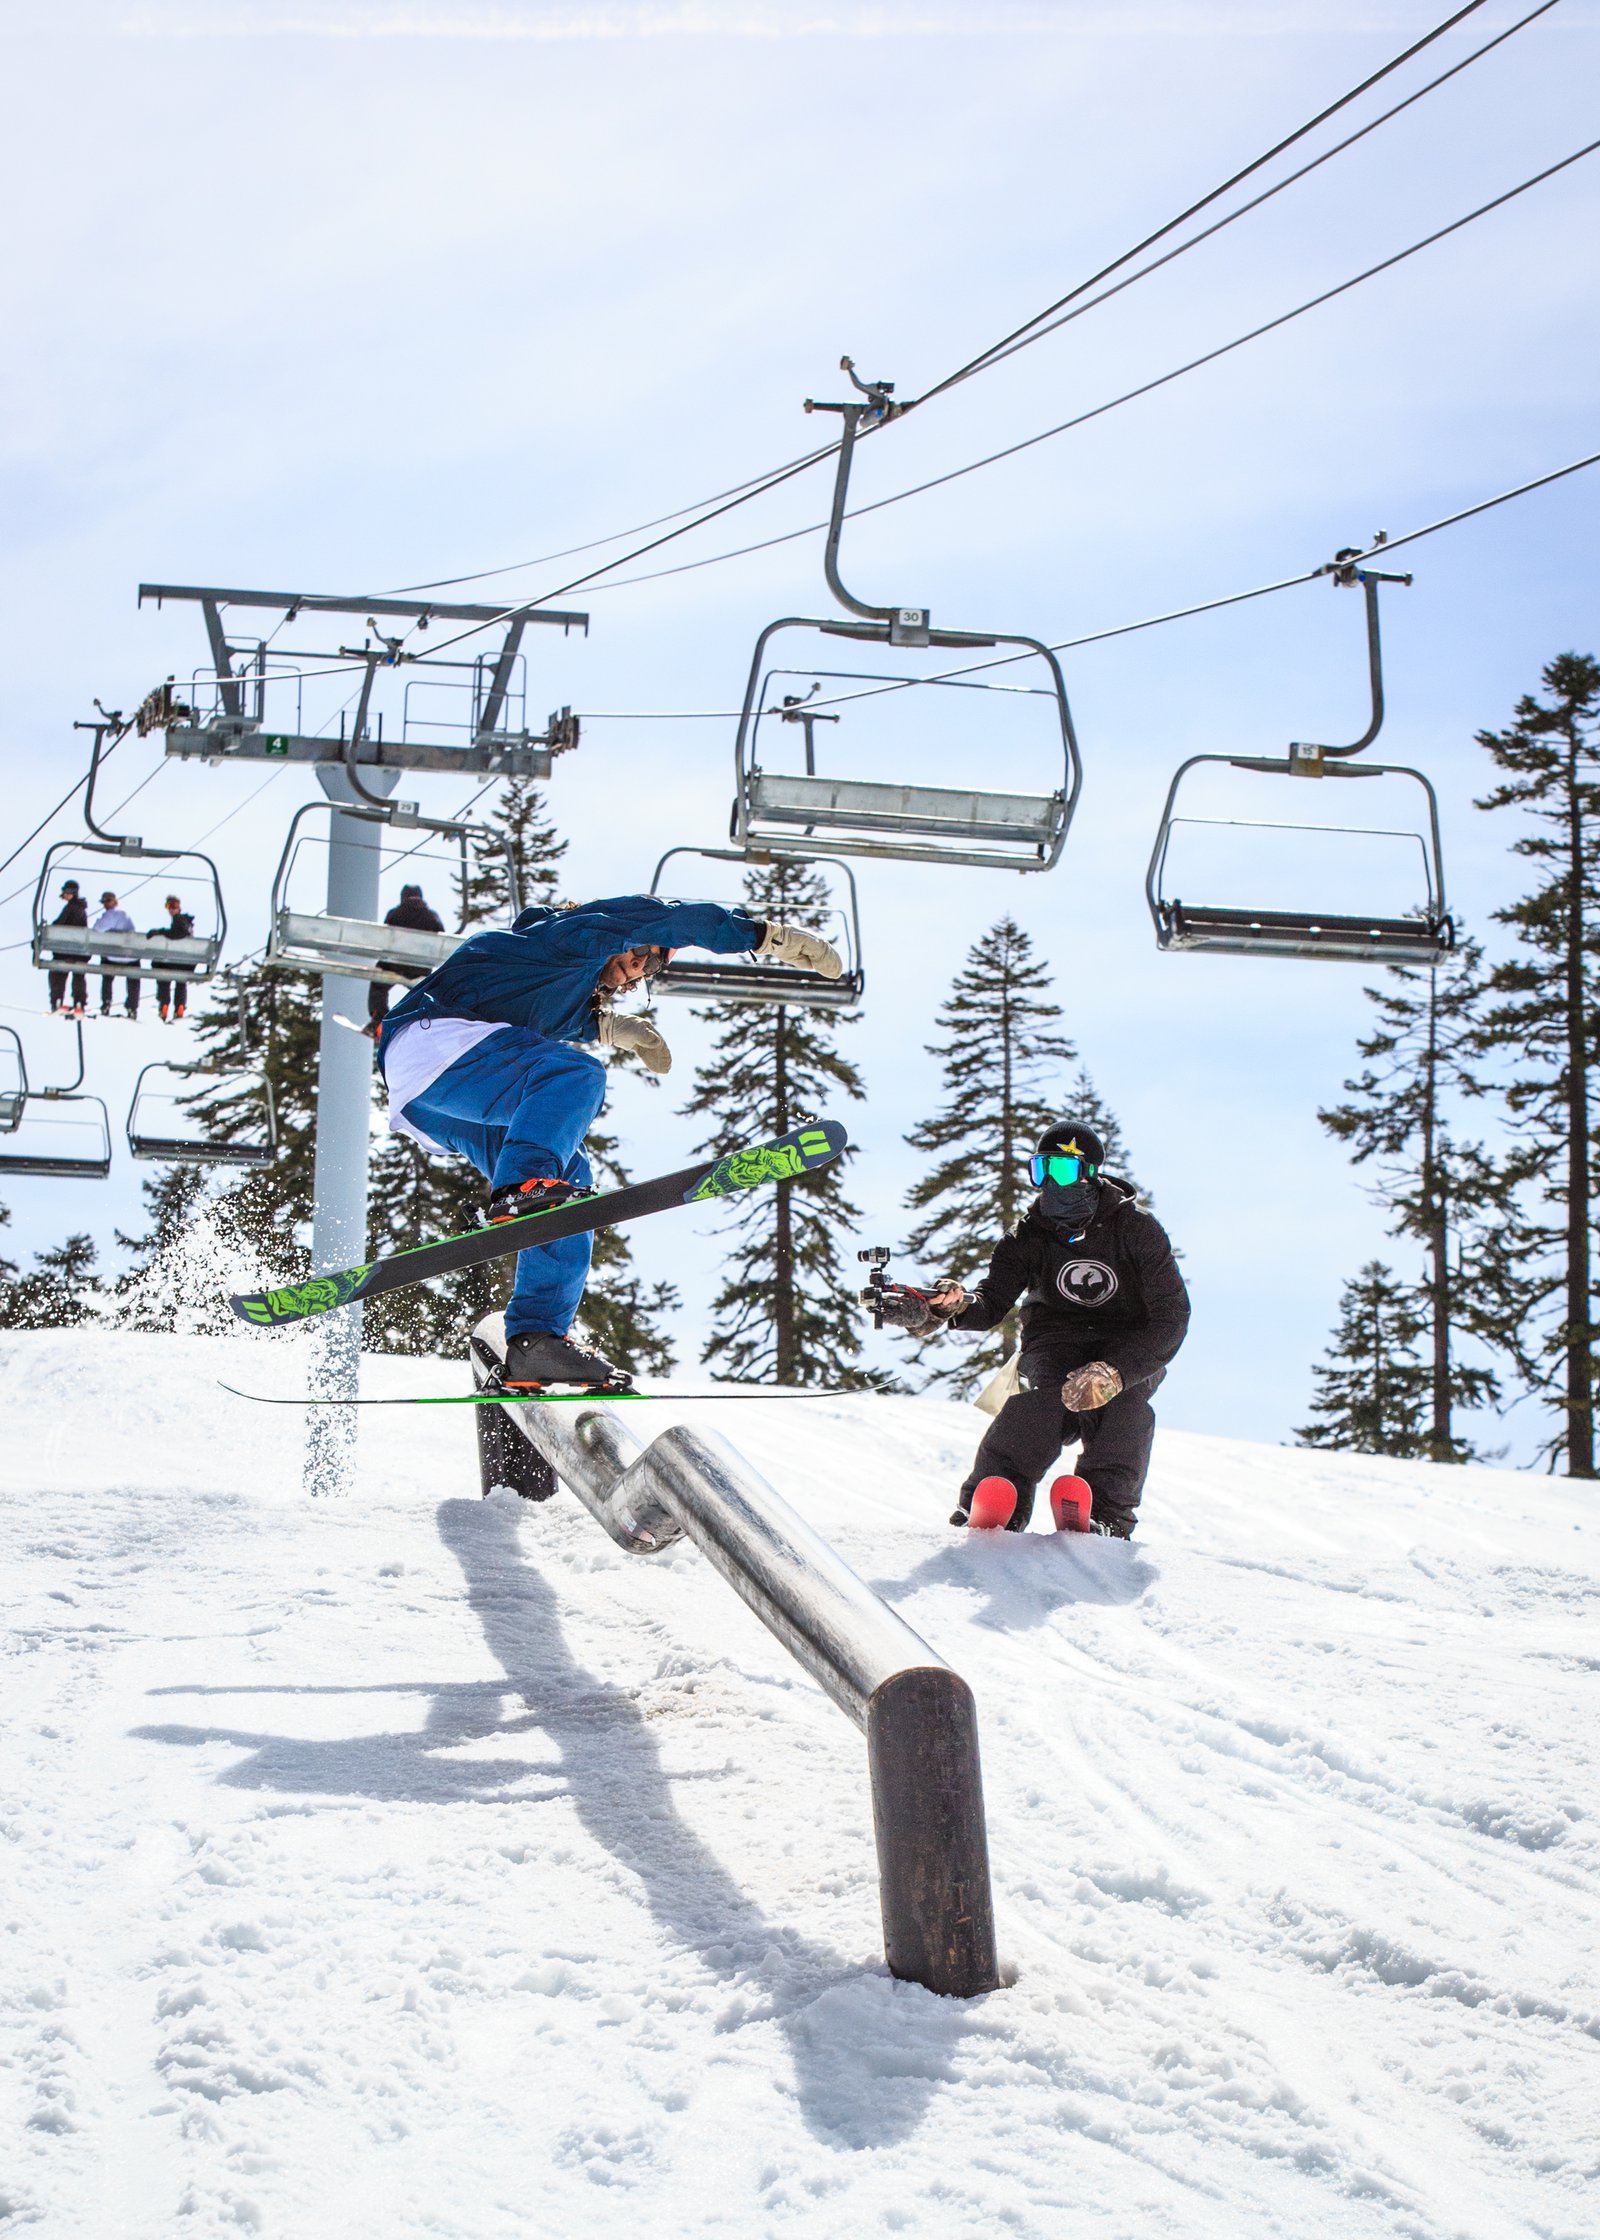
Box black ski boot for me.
[1089,1512,1136,1540]
[501,1331,634,1394]
[484,1175,598,1226]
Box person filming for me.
[873,1119,1189,1538]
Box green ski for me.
[219,1384,848,1407]
[228,1119,849,1329]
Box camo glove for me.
[1060,1361,1123,1411]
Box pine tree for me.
[680,858,872,1388]
[0,1201,16,1288]
[1296,1261,1430,1454]
[1473,653,1600,1475]
[1318,944,1505,1462]
[0,1232,101,1329]
[184,963,321,1263]
[459,776,565,925]
[902,917,1104,1392]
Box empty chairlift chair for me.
[1146,554,1457,966]
[731,361,1081,874]
[0,1022,112,1180]
[648,847,865,1010]
[126,1062,279,1167]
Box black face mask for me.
[1040,1177,1100,1231]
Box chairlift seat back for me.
[745,771,1065,869]
[269,910,462,984]
[34,925,221,974]
[1156,901,1456,966]
[0,1097,112,1179]
[655,956,863,1011]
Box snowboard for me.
[228,1119,848,1329]
[219,1383,847,1409]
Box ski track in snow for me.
[1,1329,1596,2239]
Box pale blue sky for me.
[3,0,1596,1450]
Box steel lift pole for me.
[304,763,397,1496]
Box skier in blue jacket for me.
[377,892,840,1391]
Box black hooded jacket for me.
[949,1178,1190,1388]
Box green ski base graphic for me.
[228,1119,848,1329]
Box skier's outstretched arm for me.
[945,1234,1030,1333]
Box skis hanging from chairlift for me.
[1145,548,1457,966]
[730,360,1082,874]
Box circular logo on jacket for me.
[1057,1258,1118,1307]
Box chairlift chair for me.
[126,1062,279,1167]
[0,1027,27,1134]
[29,716,226,989]
[265,798,519,983]
[1146,554,1457,966]
[730,361,1082,874]
[0,1021,112,1179]
[648,847,865,1011]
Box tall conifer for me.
[680,859,870,1387]
[1296,1261,1429,1454]
[903,918,1125,1392]
[1473,653,1600,1475]
[1318,945,1504,1461]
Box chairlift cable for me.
[932,0,1563,393]
[915,0,1496,404]
[571,134,1600,604]
[366,0,1526,614]
[0,721,134,883]
[381,441,842,598]
[572,446,1600,724]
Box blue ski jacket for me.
[378,893,762,1065]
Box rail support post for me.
[867,1667,998,1998]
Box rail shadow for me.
[134,1493,987,2145]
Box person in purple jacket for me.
[378,892,839,1391]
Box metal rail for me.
[469,1317,999,1999]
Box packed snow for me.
[2,1328,1596,2238]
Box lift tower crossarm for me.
[137,585,590,631]
[137,582,590,778]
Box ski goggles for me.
[1030,1151,1095,1188]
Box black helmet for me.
[1034,1119,1104,1172]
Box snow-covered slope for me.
[3,1331,1595,2239]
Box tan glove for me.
[597,1008,672,1074]
[1060,1360,1123,1411]
[756,921,843,979]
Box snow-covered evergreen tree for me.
[1296,1261,1430,1455]
[903,917,1125,1392]
[458,776,565,926]
[680,858,872,1388]
[184,964,320,1262]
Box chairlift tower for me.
[135,584,588,1494]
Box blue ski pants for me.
[399,1027,607,1339]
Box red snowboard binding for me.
[1048,1475,1093,1534]
[967,1476,1019,1531]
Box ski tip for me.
[686,1119,849,1204]
[227,1268,375,1327]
